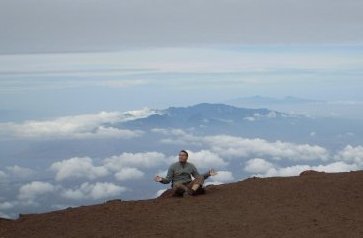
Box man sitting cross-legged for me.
[154,150,217,197]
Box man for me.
[154,150,217,197]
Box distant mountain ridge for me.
[122,103,290,129]
[114,102,363,147]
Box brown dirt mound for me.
[299,170,326,176]
[1,171,363,238]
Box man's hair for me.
[179,150,189,157]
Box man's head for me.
[178,150,188,163]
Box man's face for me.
[178,152,188,163]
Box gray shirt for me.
[160,162,209,186]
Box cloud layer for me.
[62,182,126,200]
[18,181,56,201]
[50,157,109,181]
[157,130,330,161]
[0,111,150,140]
[1,127,363,219]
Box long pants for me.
[172,176,205,196]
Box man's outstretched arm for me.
[154,166,173,184]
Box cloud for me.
[50,157,109,181]
[114,168,144,181]
[335,145,363,166]
[156,169,168,178]
[187,150,228,170]
[18,181,56,201]
[243,117,256,122]
[204,135,329,161]
[0,211,11,219]
[254,162,359,177]
[260,165,311,177]
[156,129,330,162]
[244,158,274,174]
[157,129,204,146]
[6,165,35,179]
[155,189,167,198]
[62,182,126,200]
[243,112,280,121]
[210,170,235,183]
[0,112,143,140]
[0,170,6,180]
[0,201,15,210]
[312,162,359,173]
[103,152,168,171]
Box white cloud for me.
[266,112,278,118]
[204,135,329,161]
[0,201,15,210]
[6,165,35,179]
[156,129,330,162]
[62,182,126,200]
[103,152,168,171]
[244,158,274,174]
[261,165,311,177]
[62,190,84,201]
[155,189,167,198]
[51,204,74,210]
[335,145,363,167]
[75,126,143,139]
[0,112,143,140]
[18,181,56,201]
[0,211,11,219]
[156,169,168,178]
[205,181,223,186]
[50,157,109,181]
[210,170,234,183]
[114,168,144,181]
[256,162,359,178]
[243,112,278,121]
[0,170,6,180]
[243,117,256,121]
[188,150,228,170]
[158,129,203,146]
[122,108,160,121]
[312,162,359,173]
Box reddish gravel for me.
[1,170,363,238]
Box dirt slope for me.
[1,171,363,238]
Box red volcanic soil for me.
[1,171,363,238]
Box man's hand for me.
[154,175,163,182]
[209,169,217,176]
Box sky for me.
[1,0,363,53]
[0,46,362,120]
[1,0,363,119]
[1,0,363,219]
